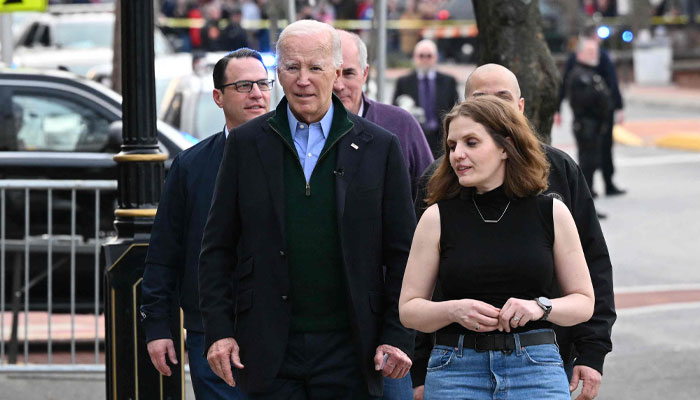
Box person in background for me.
[220,6,249,52]
[393,39,459,158]
[140,48,272,400]
[199,2,226,52]
[556,23,625,198]
[563,39,613,197]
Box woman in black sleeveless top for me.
[399,97,594,399]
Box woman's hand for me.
[449,299,501,332]
[497,298,545,332]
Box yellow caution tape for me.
[158,17,478,32]
[160,15,700,31]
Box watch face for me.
[538,297,552,308]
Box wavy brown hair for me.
[426,96,549,205]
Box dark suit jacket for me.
[198,96,416,396]
[392,70,459,131]
[141,131,226,341]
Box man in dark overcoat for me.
[198,19,416,399]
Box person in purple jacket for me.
[333,29,434,199]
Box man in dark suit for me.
[140,48,272,399]
[392,39,459,159]
[198,20,415,399]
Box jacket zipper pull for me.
[305,182,310,196]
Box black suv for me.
[1,68,193,233]
[0,69,193,310]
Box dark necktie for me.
[419,76,438,131]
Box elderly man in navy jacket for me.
[333,30,433,200]
[140,48,272,399]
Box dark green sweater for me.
[268,98,355,332]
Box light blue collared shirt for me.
[287,102,335,182]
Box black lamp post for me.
[103,1,183,399]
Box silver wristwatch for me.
[535,296,552,321]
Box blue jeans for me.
[383,372,413,400]
[186,331,247,400]
[424,329,569,400]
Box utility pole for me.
[376,0,387,102]
[1,14,13,66]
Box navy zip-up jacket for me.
[140,131,226,342]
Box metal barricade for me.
[0,180,117,372]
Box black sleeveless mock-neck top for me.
[436,185,556,334]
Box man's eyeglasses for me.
[219,79,275,93]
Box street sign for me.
[0,0,47,13]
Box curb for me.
[614,125,700,152]
[655,134,700,151]
[613,125,644,146]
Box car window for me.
[154,29,174,55]
[20,22,41,47]
[54,20,113,49]
[11,94,111,152]
[38,24,50,46]
[156,77,176,114]
[195,92,224,139]
[0,100,23,151]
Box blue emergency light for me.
[622,31,634,43]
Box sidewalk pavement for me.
[1,311,103,365]
[7,284,699,359]
[616,84,700,151]
[623,83,700,112]
[1,312,103,342]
